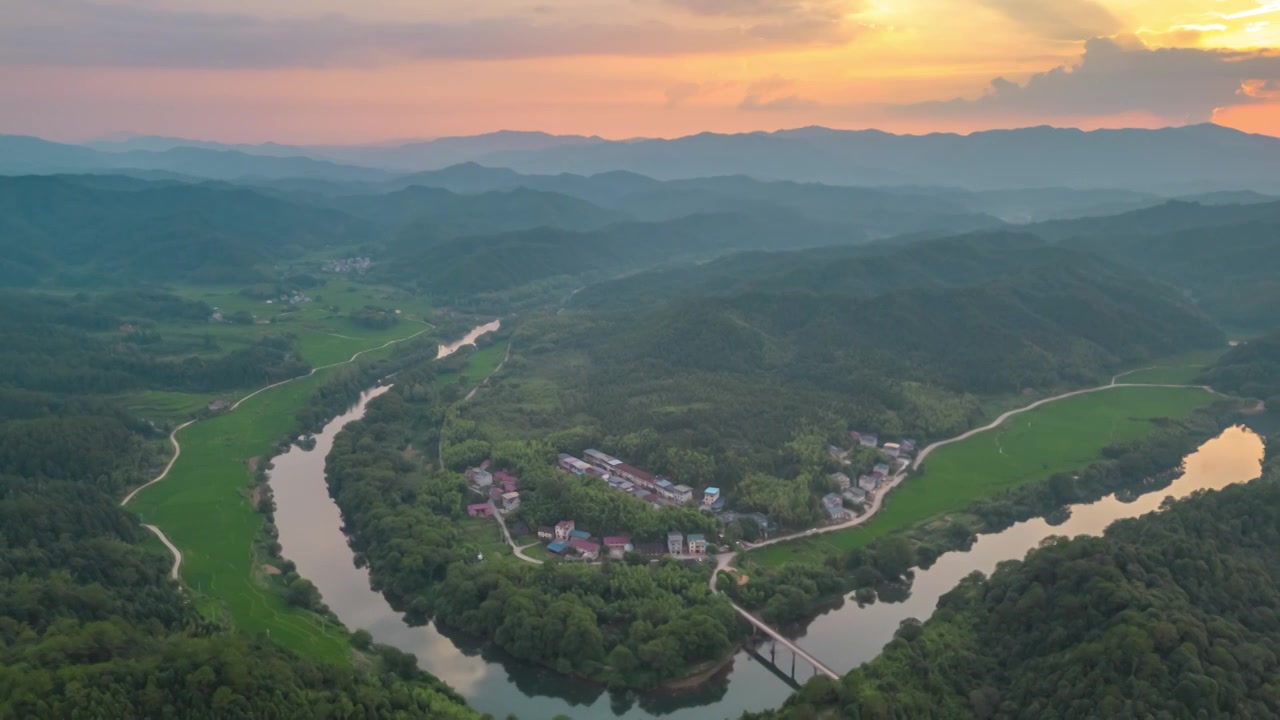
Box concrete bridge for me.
[712,552,840,682]
[732,605,840,680]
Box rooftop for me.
[687,533,705,542]
[614,462,654,483]
[705,487,721,494]
[570,537,601,553]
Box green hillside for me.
[0,175,374,284]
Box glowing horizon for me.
[2,0,1277,143]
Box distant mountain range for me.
[7,124,1280,193]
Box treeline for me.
[729,402,1242,625]
[748,433,1280,720]
[350,305,400,330]
[325,362,746,688]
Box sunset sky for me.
[2,0,1279,143]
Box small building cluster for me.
[823,434,921,521]
[465,463,522,513]
[667,531,708,556]
[558,449,697,508]
[541,520,636,561]
[535,519,709,562]
[324,257,372,274]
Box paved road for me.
[491,503,546,564]
[119,323,437,584]
[744,380,1216,552]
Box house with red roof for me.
[603,535,633,559]
[570,537,601,560]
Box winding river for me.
[268,322,1268,719]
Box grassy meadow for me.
[438,343,508,389]
[1113,348,1226,385]
[749,385,1216,567]
[123,278,439,663]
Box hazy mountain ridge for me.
[12,124,1280,193]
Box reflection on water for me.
[789,426,1266,675]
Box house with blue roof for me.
[702,487,721,507]
[686,533,708,555]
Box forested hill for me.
[1027,199,1280,242]
[574,232,1097,312]
[327,185,627,234]
[1199,332,1280,407]
[381,209,865,299]
[749,438,1280,720]
[383,164,1006,235]
[0,175,374,285]
[570,235,1223,394]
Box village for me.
[821,432,917,522]
[461,431,917,563]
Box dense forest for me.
[376,209,863,298]
[747,434,1280,720]
[0,175,375,284]
[1032,200,1280,330]
[324,360,747,688]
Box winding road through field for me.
[742,379,1219,553]
[120,324,435,584]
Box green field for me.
[124,305,435,663]
[121,390,235,423]
[438,343,507,389]
[458,517,513,561]
[520,543,555,561]
[1113,349,1226,385]
[158,279,436,368]
[749,386,1216,566]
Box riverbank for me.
[729,395,1247,631]
[122,320,437,664]
[749,384,1219,567]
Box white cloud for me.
[897,36,1280,123]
